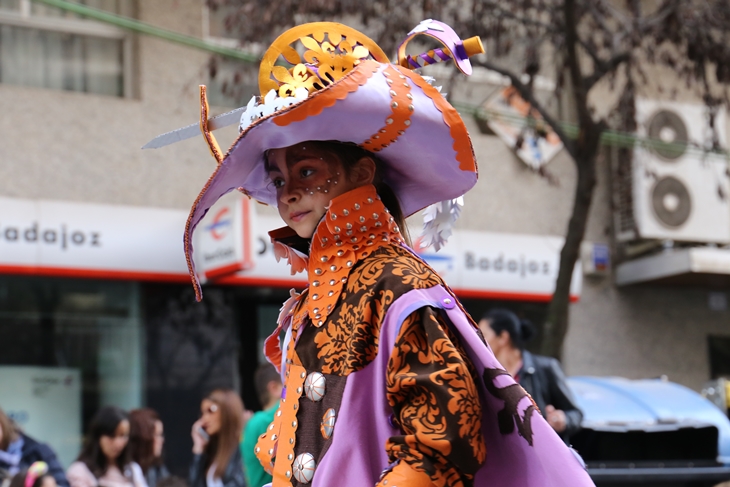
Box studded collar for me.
[269,184,404,327]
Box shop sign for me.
[193,193,255,280]
[0,196,580,300]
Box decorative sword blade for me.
[141,106,247,149]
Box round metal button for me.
[304,372,326,402]
[292,452,316,484]
[321,408,336,439]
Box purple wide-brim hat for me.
[184,22,480,299]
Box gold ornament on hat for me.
[258,22,389,97]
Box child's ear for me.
[349,156,377,185]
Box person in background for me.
[66,406,147,487]
[154,477,187,487]
[240,364,282,487]
[479,308,584,443]
[128,409,169,487]
[0,409,68,487]
[8,461,57,487]
[189,390,245,487]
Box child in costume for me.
[154,19,595,487]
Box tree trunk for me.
[540,122,603,359]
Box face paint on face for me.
[267,143,361,239]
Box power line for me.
[29,0,730,159]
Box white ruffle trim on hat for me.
[420,197,463,251]
[239,87,310,132]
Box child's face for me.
[267,143,366,239]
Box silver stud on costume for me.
[321,408,336,439]
[304,372,326,402]
[292,453,316,484]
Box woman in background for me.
[66,406,147,487]
[189,390,245,487]
[479,308,584,442]
[0,409,68,487]
[128,409,169,487]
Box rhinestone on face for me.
[321,408,336,439]
[304,372,326,402]
[292,453,316,484]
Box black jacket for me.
[189,448,245,487]
[0,434,70,487]
[517,351,584,442]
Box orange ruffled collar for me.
[269,184,404,326]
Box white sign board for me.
[193,193,255,280]
[0,197,188,280]
[0,366,81,469]
[0,196,580,301]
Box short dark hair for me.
[482,308,536,351]
[254,362,282,405]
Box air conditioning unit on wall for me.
[615,98,730,244]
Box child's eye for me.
[272,178,285,189]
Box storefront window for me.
[0,275,143,464]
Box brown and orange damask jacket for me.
[254,185,486,487]
[252,184,595,487]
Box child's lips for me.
[290,210,311,222]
